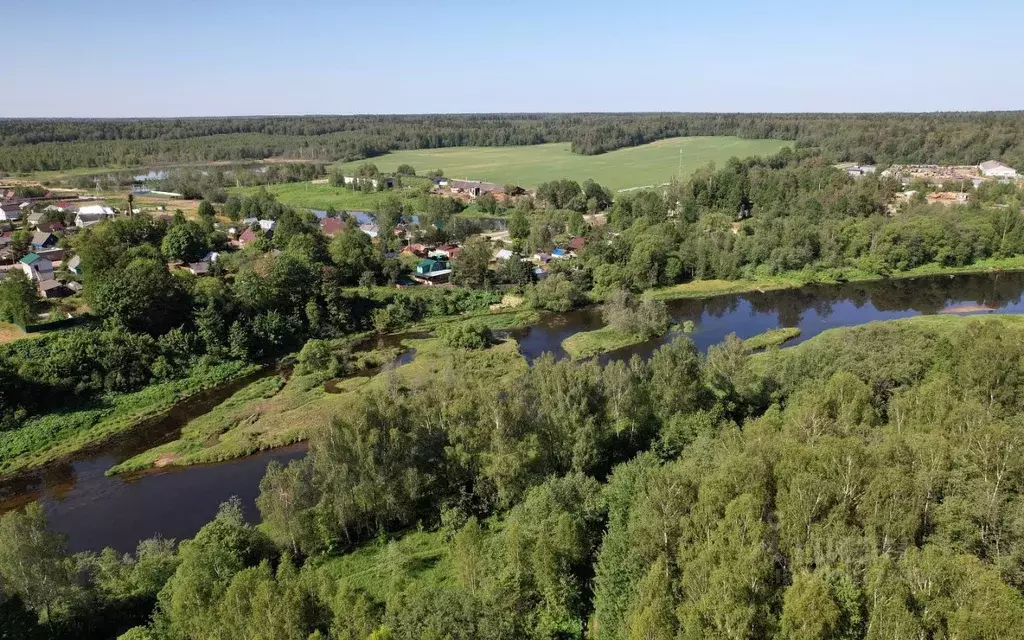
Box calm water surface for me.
[5,272,1024,552]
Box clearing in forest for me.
[331,136,790,191]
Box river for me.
[4,271,1024,553]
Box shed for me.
[188,261,210,276]
[38,279,68,298]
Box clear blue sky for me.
[6,0,1023,117]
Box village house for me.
[18,253,54,282]
[414,258,452,284]
[27,211,46,227]
[31,231,57,250]
[320,217,347,237]
[66,255,82,275]
[493,248,513,261]
[0,203,22,222]
[359,223,380,239]
[236,228,260,247]
[979,160,1018,179]
[430,244,461,260]
[36,221,65,234]
[75,204,115,228]
[567,236,586,252]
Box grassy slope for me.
[0,323,33,345]
[110,336,528,473]
[0,361,259,478]
[332,137,791,191]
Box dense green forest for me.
[5,316,1024,638]
[2,112,1023,172]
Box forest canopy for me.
[6,316,1024,639]
[2,112,1024,172]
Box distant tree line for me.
[3,112,1024,172]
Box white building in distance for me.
[979,160,1018,179]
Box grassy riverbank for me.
[649,256,1024,301]
[0,361,259,479]
[109,336,528,474]
[561,326,645,360]
[743,327,802,352]
[409,306,541,332]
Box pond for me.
[4,271,1024,552]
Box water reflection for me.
[514,272,1024,365]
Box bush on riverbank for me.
[601,289,669,339]
[742,327,801,352]
[437,322,494,350]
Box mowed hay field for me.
[333,136,790,191]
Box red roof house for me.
[320,217,347,237]
[237,228,258,246]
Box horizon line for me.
[4,110,1024,120]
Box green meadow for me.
[332,136,790,191]
[229,182,393,211]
